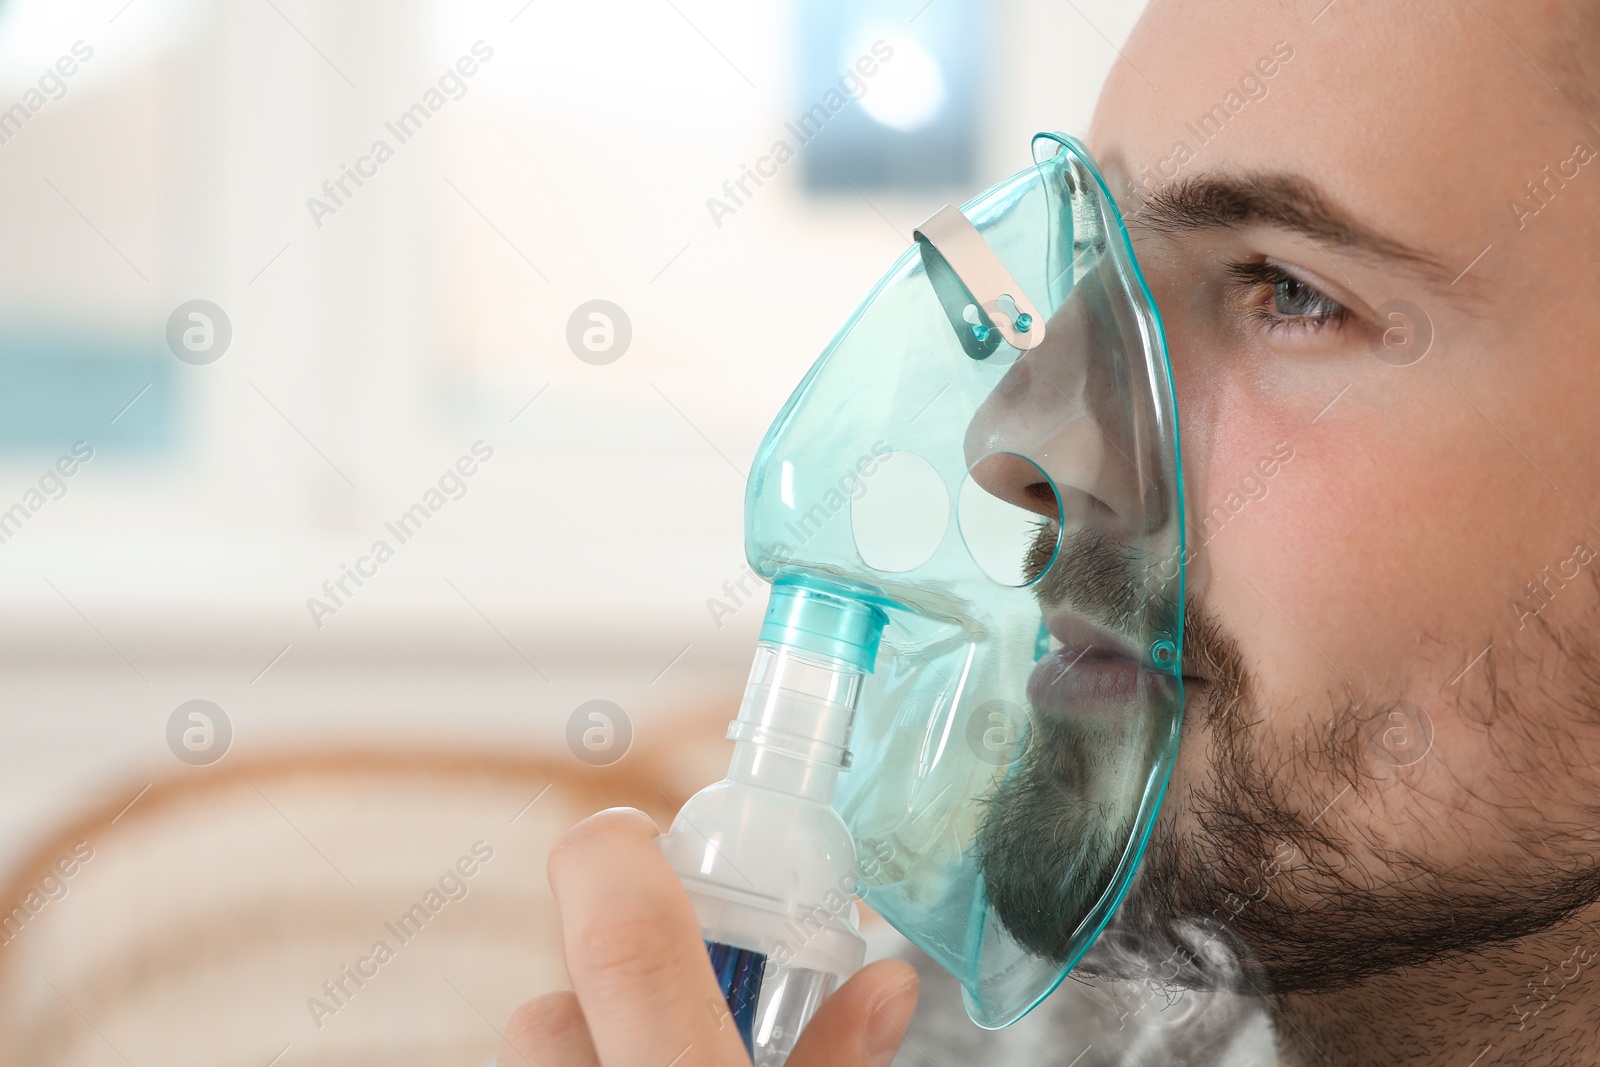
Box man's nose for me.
[962,279,1155,536]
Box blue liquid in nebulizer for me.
[661,574,887,1066]
[706,941,767,1055]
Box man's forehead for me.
[1088,0,1596,289]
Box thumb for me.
[788,958,921,1067]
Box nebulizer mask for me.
[659,132,1185,1063]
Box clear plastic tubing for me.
[660,573,888,1066]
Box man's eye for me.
[1271,273,1340,317]
[1227,260,1351,335]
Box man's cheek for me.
[1189,451,1339,723]
[1224,434,1435,690]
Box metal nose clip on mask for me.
[663,132,1185,1046]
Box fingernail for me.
[865,977,919,1065]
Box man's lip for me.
[1044,610,1143,664]
[1043,608,1209,682]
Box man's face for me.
[984,0,1600,991]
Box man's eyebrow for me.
[1127,173,1461,287]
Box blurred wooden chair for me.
[0,744,713,1067]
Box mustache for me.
[1024,522,1242,690]
[1024,521,1175,640]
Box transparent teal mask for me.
[744,133,1186,1027]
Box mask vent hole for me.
[849,451,949,573]
[958,454,1061,586]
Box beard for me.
[975,523,1600,995]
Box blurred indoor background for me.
[0,0,1142,1062]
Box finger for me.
[499,991,600,1067]
[547,807,750,1067]
[788,958,920,1067]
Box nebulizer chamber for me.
[660,132,1186,1059]
[660,577,887,1065]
